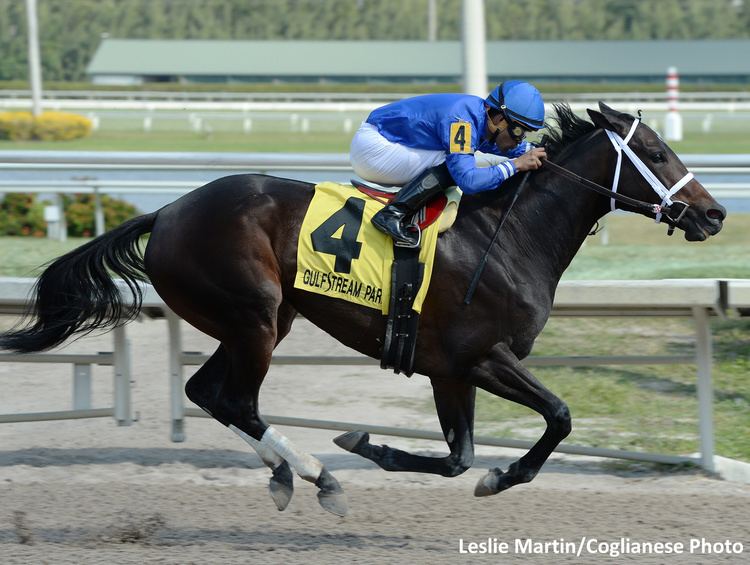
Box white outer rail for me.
[0,152,747,204]
[2,277,743,472]
[0,150,353,169]
[165,279,731,472]
[0,179,746,202]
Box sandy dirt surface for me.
[0,316,748,564]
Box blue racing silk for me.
[366,93,531,194]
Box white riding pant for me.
[349,122,446,186]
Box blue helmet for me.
[485,81,545,130]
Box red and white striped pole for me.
[664,66,683,141]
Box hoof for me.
[315,468,348,517]
[474,462,532,497]
[333,430,369,453]
[474,469,499,497]
[317,489,348,517]
[269,461,294,511]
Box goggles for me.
[503,113,532,142]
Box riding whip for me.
[463,136,548,305]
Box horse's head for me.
[587,102,726,241]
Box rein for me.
[463,169,533,305]
[543,159,675,218]
[463,134,549,305]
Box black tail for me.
[0,212,157,353]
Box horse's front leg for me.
[334,378,475,476]
[468,342,571,496]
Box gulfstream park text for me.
[302,268,383,306]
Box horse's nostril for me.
[706,208,725,222]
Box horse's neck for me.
[505,135,613,283]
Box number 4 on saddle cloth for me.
[294,181,462,376]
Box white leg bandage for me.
[229,424,284,469]
[260,426,324,482]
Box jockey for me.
[350,80,547,247]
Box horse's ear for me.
[587,108,614,131]
[589,102,633,136]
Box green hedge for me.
[0,193,47,237]
[64,194,138,237]
[0,193,139,237]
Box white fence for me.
[0,280,132,425]
[0,151,747,195]
[1,277,749,473]
[0,151,747,241]
[2,150,748,177]
[3,93,750,113]
[3,93,750,138]
[2,89,750,104]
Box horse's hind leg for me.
[229,422,294,510]
[185,346,294,511]
[334,378,476,476]
[468,342,572,496]
[185,312,348,516]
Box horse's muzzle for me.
[681,202,726,241]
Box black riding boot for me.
[371,163,454,247]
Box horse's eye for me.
[650,152,666,163]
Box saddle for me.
[352,179,460,377]
[351,179,460,234]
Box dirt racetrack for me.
[0,316,748,564]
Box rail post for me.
[664,66,683,141]
[94,186,105,236]
[72,363,92,410]
[693,306,715,472]
[167,309,186,442]
[112,325,132,425]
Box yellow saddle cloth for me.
[294,182,441,314]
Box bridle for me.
[543,118,693,236]
[464,117,695,305]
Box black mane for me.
[544,103,597,159]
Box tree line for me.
[1,0,749,82]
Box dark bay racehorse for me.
[0,103,725,516]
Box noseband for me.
[544,118,694,235]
